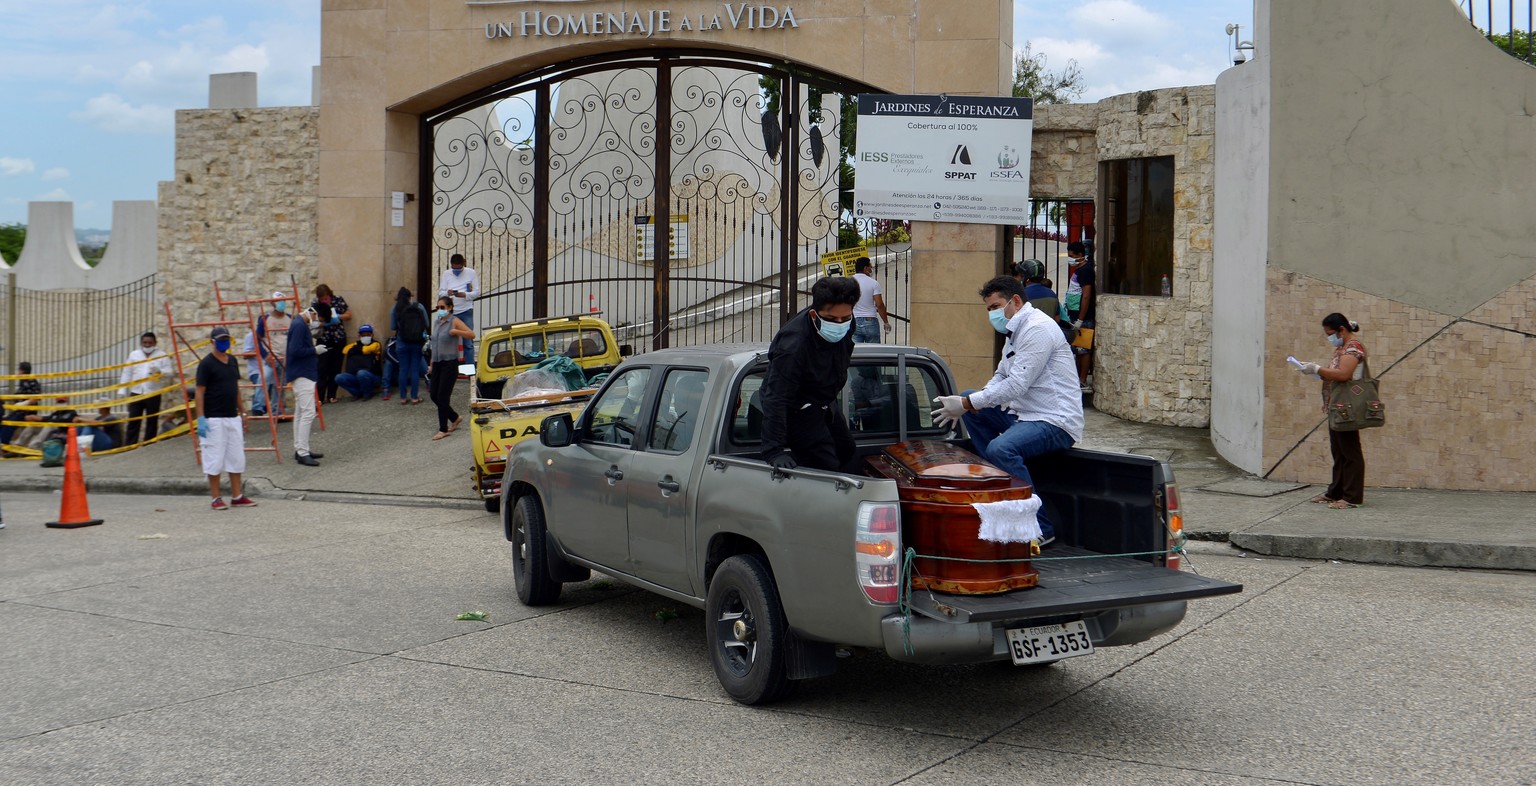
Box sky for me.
[0,0,1261,232]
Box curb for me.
[1229,531,1536,572]
[0,475,487,512]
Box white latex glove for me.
[1298,362,1320,375]
[1071,320,1083,331]
[882,322,892,333]
[315,344,329,355]
[931,395,965,428]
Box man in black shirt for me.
[196,326,256,510]
[759,277,860,472]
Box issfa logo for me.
[997,146,1020,170]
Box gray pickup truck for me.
[500,344,1241,704]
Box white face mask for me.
[360,336,373,345]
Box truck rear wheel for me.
[511,495,561,606]
[484,497,501,515]
[706,554,795,705]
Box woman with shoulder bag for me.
[1296,313,1368,509]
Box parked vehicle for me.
[470,315,627,512]
[500,344,1242,704]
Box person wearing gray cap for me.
[196,326,256,510]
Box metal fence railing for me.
[1,273,161,393]
[1462,1,1535,64]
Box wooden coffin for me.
[865,440,1039,595]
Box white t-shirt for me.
[853,273,883,318]
[440,266,480,315]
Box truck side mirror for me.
[540,412,575,448]
[618,344,634,357]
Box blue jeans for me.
[960,389,1075,540]
[249,368,278,414]
[456,309,475,364]
[852,317,881,344]
[380,356,396,396]
[336,370,382,399]
[396,342,426,399]
[81,427,113,452]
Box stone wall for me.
[1030,103,1099,199]
[1090,86,1217,427]
[158,107,320,333]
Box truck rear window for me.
[486,328,608,369]
[725,361,949,447]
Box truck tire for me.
[706,554,795,705]
[511,495,561,606]
[484,497,501,515]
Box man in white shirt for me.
[121,331,173,445]
[931,276,1084,544]
[850,256,891,344]
[438,253,480,364]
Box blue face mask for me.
[988,307,1011,334]
[814,312,850,343]
[214,338,232,353]
[435,309,449,320]
[1327,334,1343,347]
[274,301,287,314]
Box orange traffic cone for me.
[46,426,104,529]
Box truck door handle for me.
[657,476,681,494]
[604,466,624,484]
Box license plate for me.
[1006,621,1094,665]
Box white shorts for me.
[201,417,246,476]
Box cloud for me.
[0,158,37,177]
[214,44,270,74]
[38,188,72,201]
[71,93,175,135]
[43,167,71,181]
[1070,0,1174,44]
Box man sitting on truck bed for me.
[931,276,1085,544]
[759,276,860,472]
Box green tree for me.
[0,223,23,265]
[1486,29,1536,65]
[1012,42,1086,104]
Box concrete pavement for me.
[3,387,1533,571]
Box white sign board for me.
[853,94,1033,225]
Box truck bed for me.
[906,544,1241,623]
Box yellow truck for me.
[471,314,629,512]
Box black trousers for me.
[428,360,460,433]
[317,351,344,401]
[1326,428,1366,504]
[785,406,855,473]
[126,394,161,445]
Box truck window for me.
[554,329,607,359]
[727,370,767,446]
[511,333,551,366]
[842,362,947,437]
[585,367,653,447]
[648,369,707,453]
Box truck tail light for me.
[856,501,902,604]
[1163,482,1185,571]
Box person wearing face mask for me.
[285,306,325,466]
[438,253,479,366]
[121,331,172,445]
[195,326,256,510]
[1295,313,1369,509]
[931,276,1084,546]
[335,324,384,400]
[428,296,476,441]
[757,276,861,473]
[256,292,294,414]
[311,284,351,404]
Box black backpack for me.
[397,304,427,341]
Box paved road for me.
[2,493,1533,785]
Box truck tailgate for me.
[905,545,1242,624]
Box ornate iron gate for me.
[422,50,882,350]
